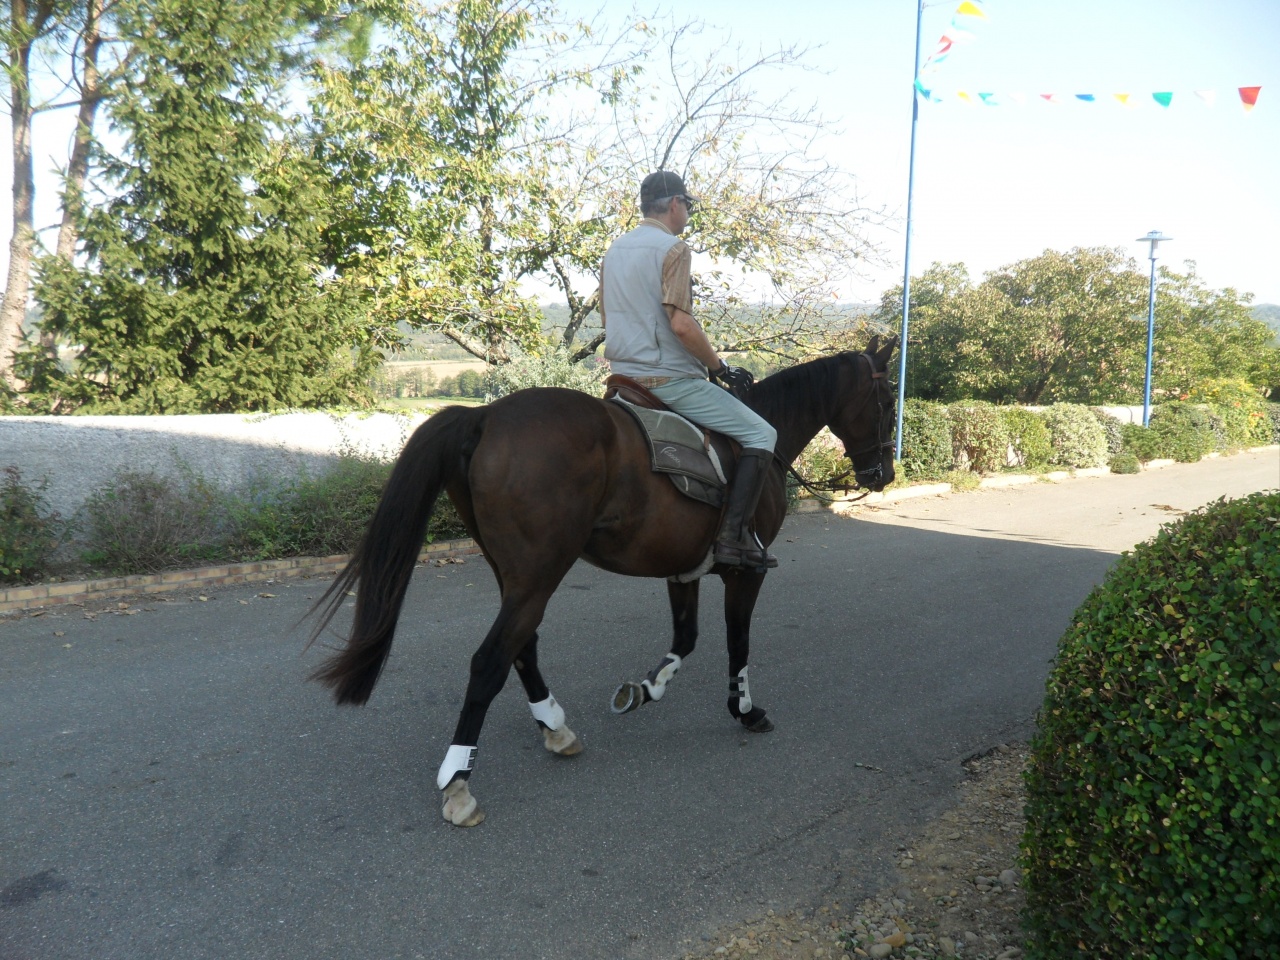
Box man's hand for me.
[712,363,755,391]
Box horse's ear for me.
[866,334,881,355]
[877,336,900,365]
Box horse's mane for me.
[745,353,857,426]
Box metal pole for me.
[1142,255,1157,427]
[895,0,925,462]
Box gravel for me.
[677,744,1031,960]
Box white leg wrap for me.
[528,694,565,731]
[730,666,753,713]
[436,744,477,790]
[641,654,682,702]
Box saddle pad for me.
[609,398,731,509]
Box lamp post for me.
[1136,230,1172,427]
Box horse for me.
[306,336,898,826]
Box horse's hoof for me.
[543,724,583,756]
[441,779,485,827]
[741,708,774,733]
[611,681,643,714]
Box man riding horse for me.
[600,170,777,570]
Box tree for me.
[880,248,1280,404]
[1,0,65,390]
[21,0,383,413]
[1,0,374,393]
[308,0,883,366]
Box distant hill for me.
[1253,304,1280,344]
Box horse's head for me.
[828,336,898,492]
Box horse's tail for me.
[305,405,486,705]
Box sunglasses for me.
[676,195,698,214]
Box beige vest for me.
[602,226,705,379]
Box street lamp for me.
[1136,230,1172,427]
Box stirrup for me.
[714,538,777,570]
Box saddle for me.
[604,375,738,508]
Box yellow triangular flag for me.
[1113,93,1131,105]
[956,91,974,104]
[955,1,987,17]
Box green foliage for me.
[899,398,953,480]
[1042,403,1108,468]
[1188,378,1274,448]
[1000,407,1052,468]
[879,251,1280,405]
[0,467,65,583]
[485,348,608,398]
[947,401,1008,473]
[1108,449,1141,474]
[1119,422,1164,463]
[79,453,470,576]
[1267,404,1280,444]
[81,468,229,573]
[23,0,385,414]
[1090,408,1126,456]
[1022,491,1280,959]
[1148,402,1216,463]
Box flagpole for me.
[895,0,925,462]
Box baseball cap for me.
[640,171,695,206]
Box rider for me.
[600,170,777,570]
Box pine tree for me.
[24,0,385,413]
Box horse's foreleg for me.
[723,569,773,733]
[514,632,582,757]
[611,579,700,714]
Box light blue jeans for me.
[650,377,777,452]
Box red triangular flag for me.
[1239,86,1261,111]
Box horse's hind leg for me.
[438,587,563,827]
[514,632,582,757]
[723,568,774,733]
[612,579,700,714]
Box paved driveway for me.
[2,450,1275,960]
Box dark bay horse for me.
[307,337,898,826]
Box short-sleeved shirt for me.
[600,221,704,380]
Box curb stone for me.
[0,539,482,615]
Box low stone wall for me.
[0,411,429,521]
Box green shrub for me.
[1043,403,1108,468]
[1189,378,1273,448]
[1108,449,1141,474]
[81,467,228,573]
[899,399,952,480]
[1000,407,1052,468]
[1089,408,1126,456]
[485,347,607,398]
[1148,402,1215,463]
[1022,491,1280,959]
[947,401,1008,473]
[1120,422,1164,462]
[1267,403,1280,444]
[0,466,66,583]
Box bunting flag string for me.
[913,85,1262,111]
[917,0,988,86]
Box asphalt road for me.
[2,450,1276,960]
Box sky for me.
[565,0,1280,306]
[4,0,1277,309]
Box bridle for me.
[786,351,895,503]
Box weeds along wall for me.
[0,411,428,524]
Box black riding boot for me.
[713,448,778,570]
